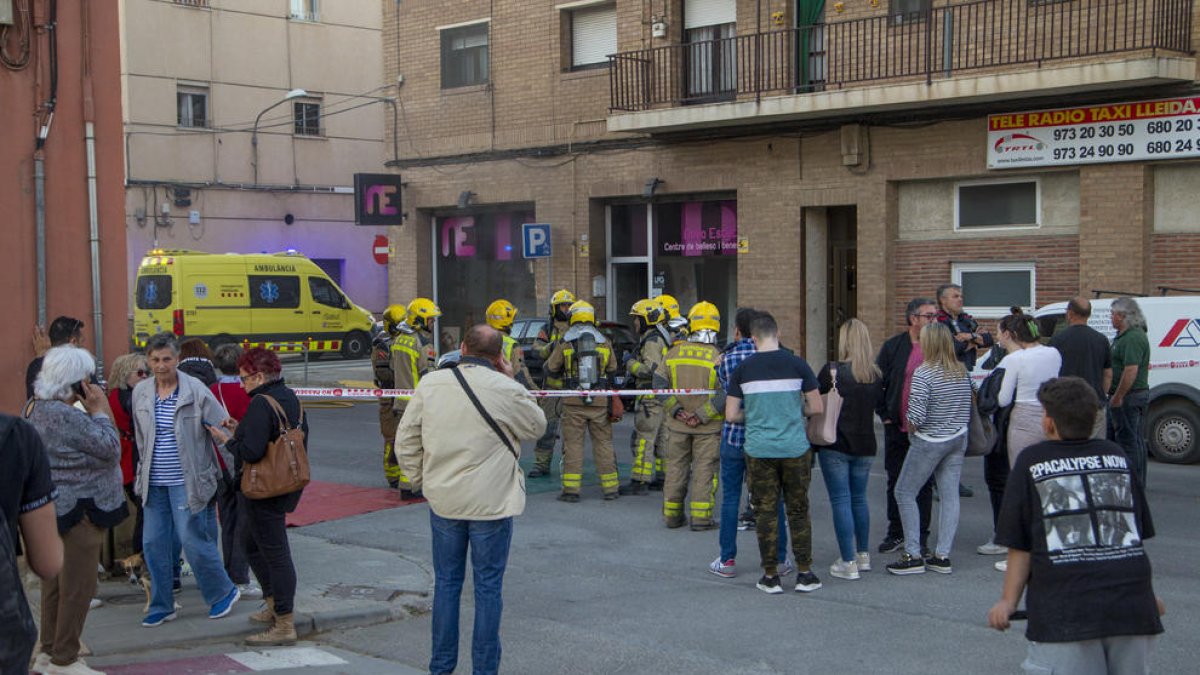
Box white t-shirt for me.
[997,344,1063,406]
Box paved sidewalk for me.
[78,531,431,658]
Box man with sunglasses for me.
[25,316,85,400]
[875,298,938,555]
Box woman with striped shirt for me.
[887,323,973,576]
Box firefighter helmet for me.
[657,294,681,320]
[630,298,665,327]
[406,298,442,330]
[687,301,721,333]
[567,300,595,326]
[382,304,408,334]
[485,299,518,331]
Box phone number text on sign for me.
[987,97,1200,169]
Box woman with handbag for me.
[211,347,308,647]
[813,319,883,581]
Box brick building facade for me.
[383,0,1200,359]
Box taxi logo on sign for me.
[993,133,1045,154]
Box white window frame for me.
[439,20,491,89]
[290,0,318,22]
[566,2,617,70]
[293,98,322,137]
[954,177,1042,231]
[176,84,209,129]
[605,204,655,321]
[952,261,1037,319]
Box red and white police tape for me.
[291,387,716,400]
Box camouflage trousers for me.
[747,452,814,575]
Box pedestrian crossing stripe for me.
[228,647,348,670]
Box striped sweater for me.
[906,364,973,440]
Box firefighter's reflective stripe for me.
[598,471,620,491]
[562,473,582,489]
[689,476,718,521]
[563,345,613,377]
[664,356,720,417]
[390,334,422,386]
[663,500,683,517]
[502,335,519,363]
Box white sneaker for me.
[995,559,1008,572]
[977,540,1008,556]
[237,582,264,599]
[830,558,861,580]
[42,657,106,675]
[31,652,51,674]
[88,597,103,610]
[708,557,736,578]
[855,552,871,572]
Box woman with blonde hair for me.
[107,353,151,557]
[815,319,883,580]
[887,323,973,576]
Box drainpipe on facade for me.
[34,152,47,326]
[85,120,104,377]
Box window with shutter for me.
[571,3,616,69]
[683,0,736,30]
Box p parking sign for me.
[522,223,551,259]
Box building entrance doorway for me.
[804,205,857,363]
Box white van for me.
[974,296,1200,464]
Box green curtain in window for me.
[796,0,825,90]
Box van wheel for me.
[341,330,370,360]
[1148,399,1200,464]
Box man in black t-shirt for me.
[25,316,85,400]
[988,378,1163,675]
[1049,297,1112,439]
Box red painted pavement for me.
[285,480,423,528]
[100,654,250,674]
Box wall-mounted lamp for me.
[457,190,476,209]
[643,177,663,199]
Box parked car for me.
[972,296,1200,464]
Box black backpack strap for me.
[451,366,518,461]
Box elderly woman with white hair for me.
[26,345,128,675]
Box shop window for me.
[436,211,537,349]
[441,22,489,89]
[952,262,1036,318]
[566,2,616,70]
[248,275,301,309]
[610,204,649,257]
[956,179,1039,229]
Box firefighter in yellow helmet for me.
[374,304,409,489]
[485,298,533,389]
[656,301,725,529]
[389,297,440,499]
[618,298,672,496]
[543,300,620,501]
[528,289,576,477]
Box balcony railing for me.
[609,0,1194,112]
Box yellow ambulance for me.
[133,250,377,359]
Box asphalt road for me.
[295,401,1199,675]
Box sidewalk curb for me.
[303,602,424,636]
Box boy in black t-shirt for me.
[988,377,1164,675]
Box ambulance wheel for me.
[341,330,370,360]
[1147,399,1200,464]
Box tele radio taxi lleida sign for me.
[987,97,1200,169]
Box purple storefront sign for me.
[660,200,737,257]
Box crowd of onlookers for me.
[4,317,307,675]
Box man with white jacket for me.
[397,324,546,675]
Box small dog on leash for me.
[118,553,181,613]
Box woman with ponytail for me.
[996,308,1062,466]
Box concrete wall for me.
[120,0,389,311]
[1,1,128,413]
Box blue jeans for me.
[717,439,786,563]
[817,449,874,563]
[143,485,234,616]
[429,512,513,675]
[895,433,967,559]
[1109,390,1149,488]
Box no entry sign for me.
[373,235,389,265]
